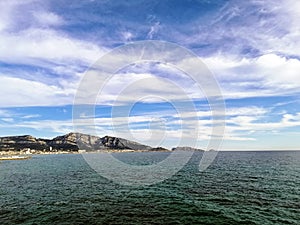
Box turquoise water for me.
[0,151,299,224]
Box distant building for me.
[24,148,31,154]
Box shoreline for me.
[0,155,32,160]
[0,149,172,156]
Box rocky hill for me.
[172,146,204,151]
[0,133,155,152]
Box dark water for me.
[0,151,299,225]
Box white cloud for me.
[0,0,105,75]
[0,109,12,117]
[227,112,300,133]
[121,31,134,42]
[0,28,105,65]
[12,119,74,135]
[33,11,64,27]
[0,109,15,123]
[203,53,300,98]
[0,0,106,65]
[255,54,300,88]
[147,22,160,39]
[89,72,203,105]
[171,0,300,63]
[226,107,268,117]
[262,0,300,57]
[0,0,107,107]
[21,114,41,119]
[1,118,14,123]
[0,76,75,107]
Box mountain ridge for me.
[0,132,168,153]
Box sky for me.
[1,0,300,150]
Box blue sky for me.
[1,0,300,150]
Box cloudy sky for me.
[1,0,300,150]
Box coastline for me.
[0,155,32,160]
[0,149,172,157]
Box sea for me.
[0,151,299,225]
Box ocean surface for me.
[0,151,299,225]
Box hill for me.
[0,132,157,153]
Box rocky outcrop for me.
[0,133,155,152]
[172,146,204,151]
[149,147,170,151]
[101,136,152,150]
[0,135,48,151]
[47,132,101,151]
